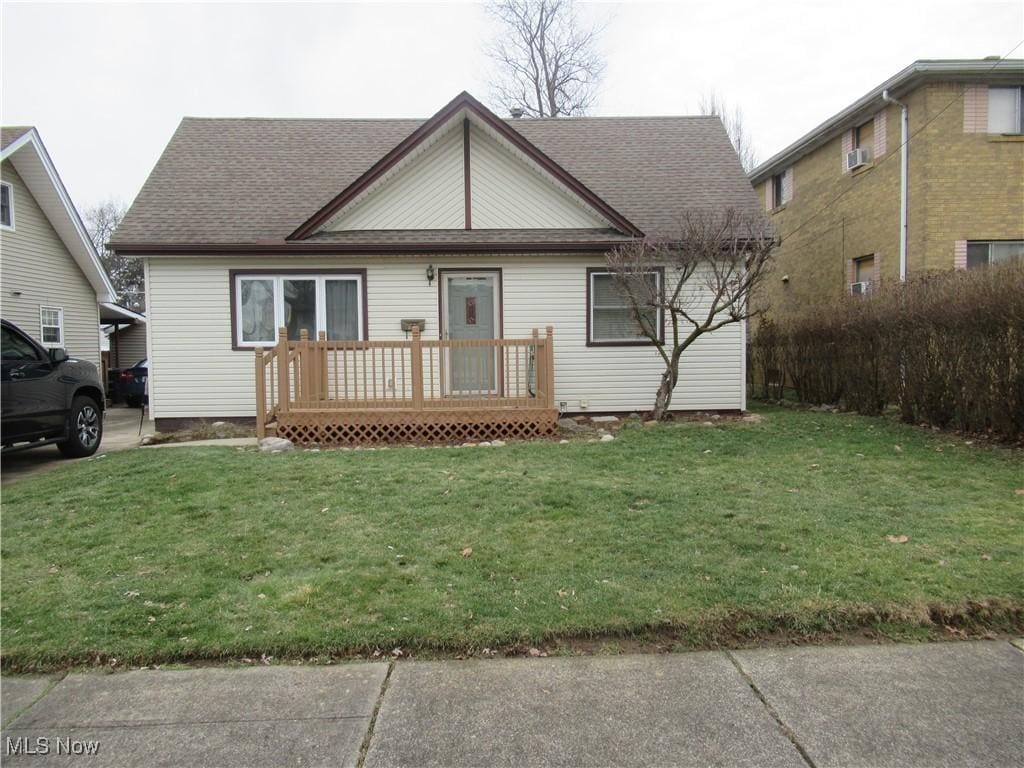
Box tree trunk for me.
[651,369,675,421]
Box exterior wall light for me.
[426,264,435,285]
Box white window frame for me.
[0,181,14,231]
[987,86,1024,135]
[233,273,365,347]
[588,269,663,345]
[39,305,64,348]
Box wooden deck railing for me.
[255,325,555,438]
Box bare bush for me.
[748,262,1024,440]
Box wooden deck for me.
[255,326,558,444]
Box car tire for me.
[58,396,103,458]
[125,395,140,408]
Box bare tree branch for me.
[83,199,145,311]
[485,0,605,117]
[605,208,776,419]
[698,90,758,173]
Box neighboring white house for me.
[101,303,148,370]
[1,127,117,369]
[109,93,763,432]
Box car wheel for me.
[58,396,103,458]
[125,395,140,408]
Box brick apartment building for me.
[749,59,1024,319]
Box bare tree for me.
[485,0,605,117]
[698,91,758,172]
[84,199,145,311]
[605,209,775,419]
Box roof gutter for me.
[749,59,1024,185]
[882,89,909,282]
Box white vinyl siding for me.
[469,124,606,229]
[145,255,744,420]
[107,323,148,367]
[0,161,100,366]
[326,126,464,230]
[323,121,608,233]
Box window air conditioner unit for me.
[849,281,870,296]
[846,147,871,171]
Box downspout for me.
[882,89,908,282]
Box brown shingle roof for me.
[111,111,760,249]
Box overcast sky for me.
[2,1,1021,214]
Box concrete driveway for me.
[1,406,153,485]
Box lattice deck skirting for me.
[271,408,559,445]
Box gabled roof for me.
[110,93,761,254]
[750,58,1024,184]
[1,127,117,302]
[291,92,640,239]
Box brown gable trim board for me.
[287,91,644,241]
[111,240,633,256]
[463,118,472,230]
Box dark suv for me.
[1,319,105,457]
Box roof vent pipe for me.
[509,107,525,119]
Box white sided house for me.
[1,127,118,369]
[110,93,762,442]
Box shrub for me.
[748,262,1024,441]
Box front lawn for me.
[2,406,1021,670]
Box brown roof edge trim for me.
[286,91,644,241]
[108,240,632,257]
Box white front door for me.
[441,271,500,395]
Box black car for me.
[119,358,148,407]
[1,319,105,457]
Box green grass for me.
[2,406,1022,670]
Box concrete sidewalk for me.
[2,641,1021,767]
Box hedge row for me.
[748,262,1024,441]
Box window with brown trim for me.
[587,269,662,345]
[231,271,366,347]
